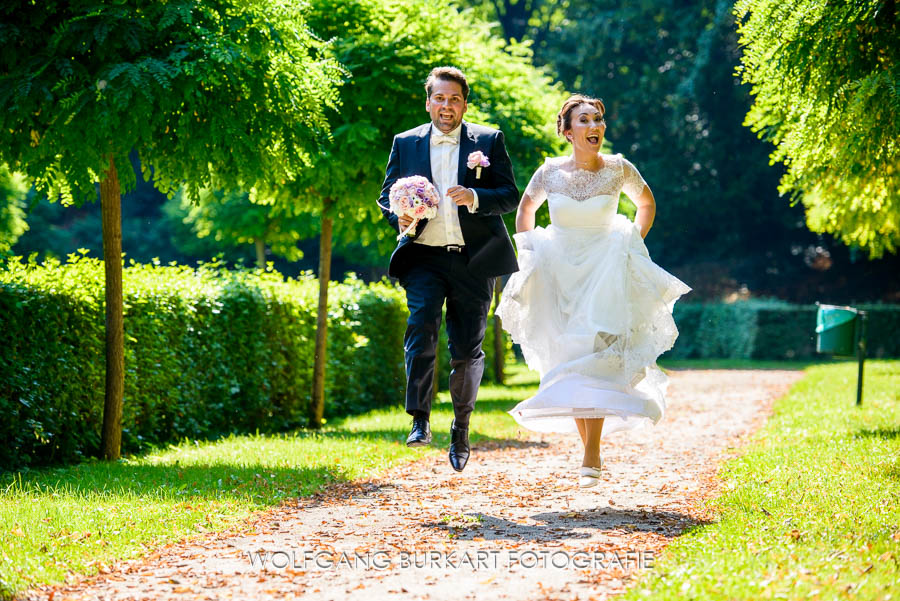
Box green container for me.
[816,305,858,356]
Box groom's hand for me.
[447,186,475,209]
[398,214,416,228]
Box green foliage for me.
[668,300,900,360]
[0,255,411,471]
[694,301,759,359]
[456,0,572,47]
[0,0,341,205]
[175,188,313,263]
[735,0,900,256]
[0,165,28,253]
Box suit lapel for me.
[457,122,478,187]
[415,124,434,184]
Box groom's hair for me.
[425,67,469,101]
[557,94,606,138]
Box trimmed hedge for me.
[0,255,418,470]
[667,300,900,360]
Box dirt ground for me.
[23,369,802,601]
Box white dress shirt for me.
[415,124,478,247]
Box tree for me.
[0,165,28,253]
[0,0,340,459]
[176,189,312,268]
[457,0,571,51]
[734,0,900,257]
[286,0,566,427]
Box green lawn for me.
[624,360,900,600]
[0,366,538,599]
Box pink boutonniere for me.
[466,151,490,179]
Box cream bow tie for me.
[431,132,459,146]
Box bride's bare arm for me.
[515,193,540,233]
[632,186,656,238]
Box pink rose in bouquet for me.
[388,176,440,240]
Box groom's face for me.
[426,78,467,133]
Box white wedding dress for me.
[497,154,691,435]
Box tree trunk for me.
[254,238,265,269]
[309,199,333,428]
[100,155,124,460]
[492,277,505,384]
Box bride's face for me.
[565,104,606,152]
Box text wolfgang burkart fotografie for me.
[247,548,655,571]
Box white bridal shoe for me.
[579,462,603,488]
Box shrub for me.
[0,255,419,470]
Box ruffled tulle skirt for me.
[496,215,691,435]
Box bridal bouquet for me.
[388,176,440,240]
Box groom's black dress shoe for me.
[406,414,432,447]
[448,421,470,472]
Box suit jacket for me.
[377,121,520,279]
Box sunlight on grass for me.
[622,360,900,600]
[0,363,539,598]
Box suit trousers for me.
[399,245,495,425]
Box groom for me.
[377,66,519,472]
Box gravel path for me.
[24,369,802,601]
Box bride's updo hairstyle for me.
[557,94,606,141]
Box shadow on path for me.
[421,508,710,542]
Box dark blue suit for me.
[377,121,519,421]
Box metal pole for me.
[856,311,867,406]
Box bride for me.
[497,95,691,488]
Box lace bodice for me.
[524,153,648,204]
[523,154,648,229]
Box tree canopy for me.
[7,0,898,302]
[0,0,341,204]
[735,0,900,257]
[457,0,571,52]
